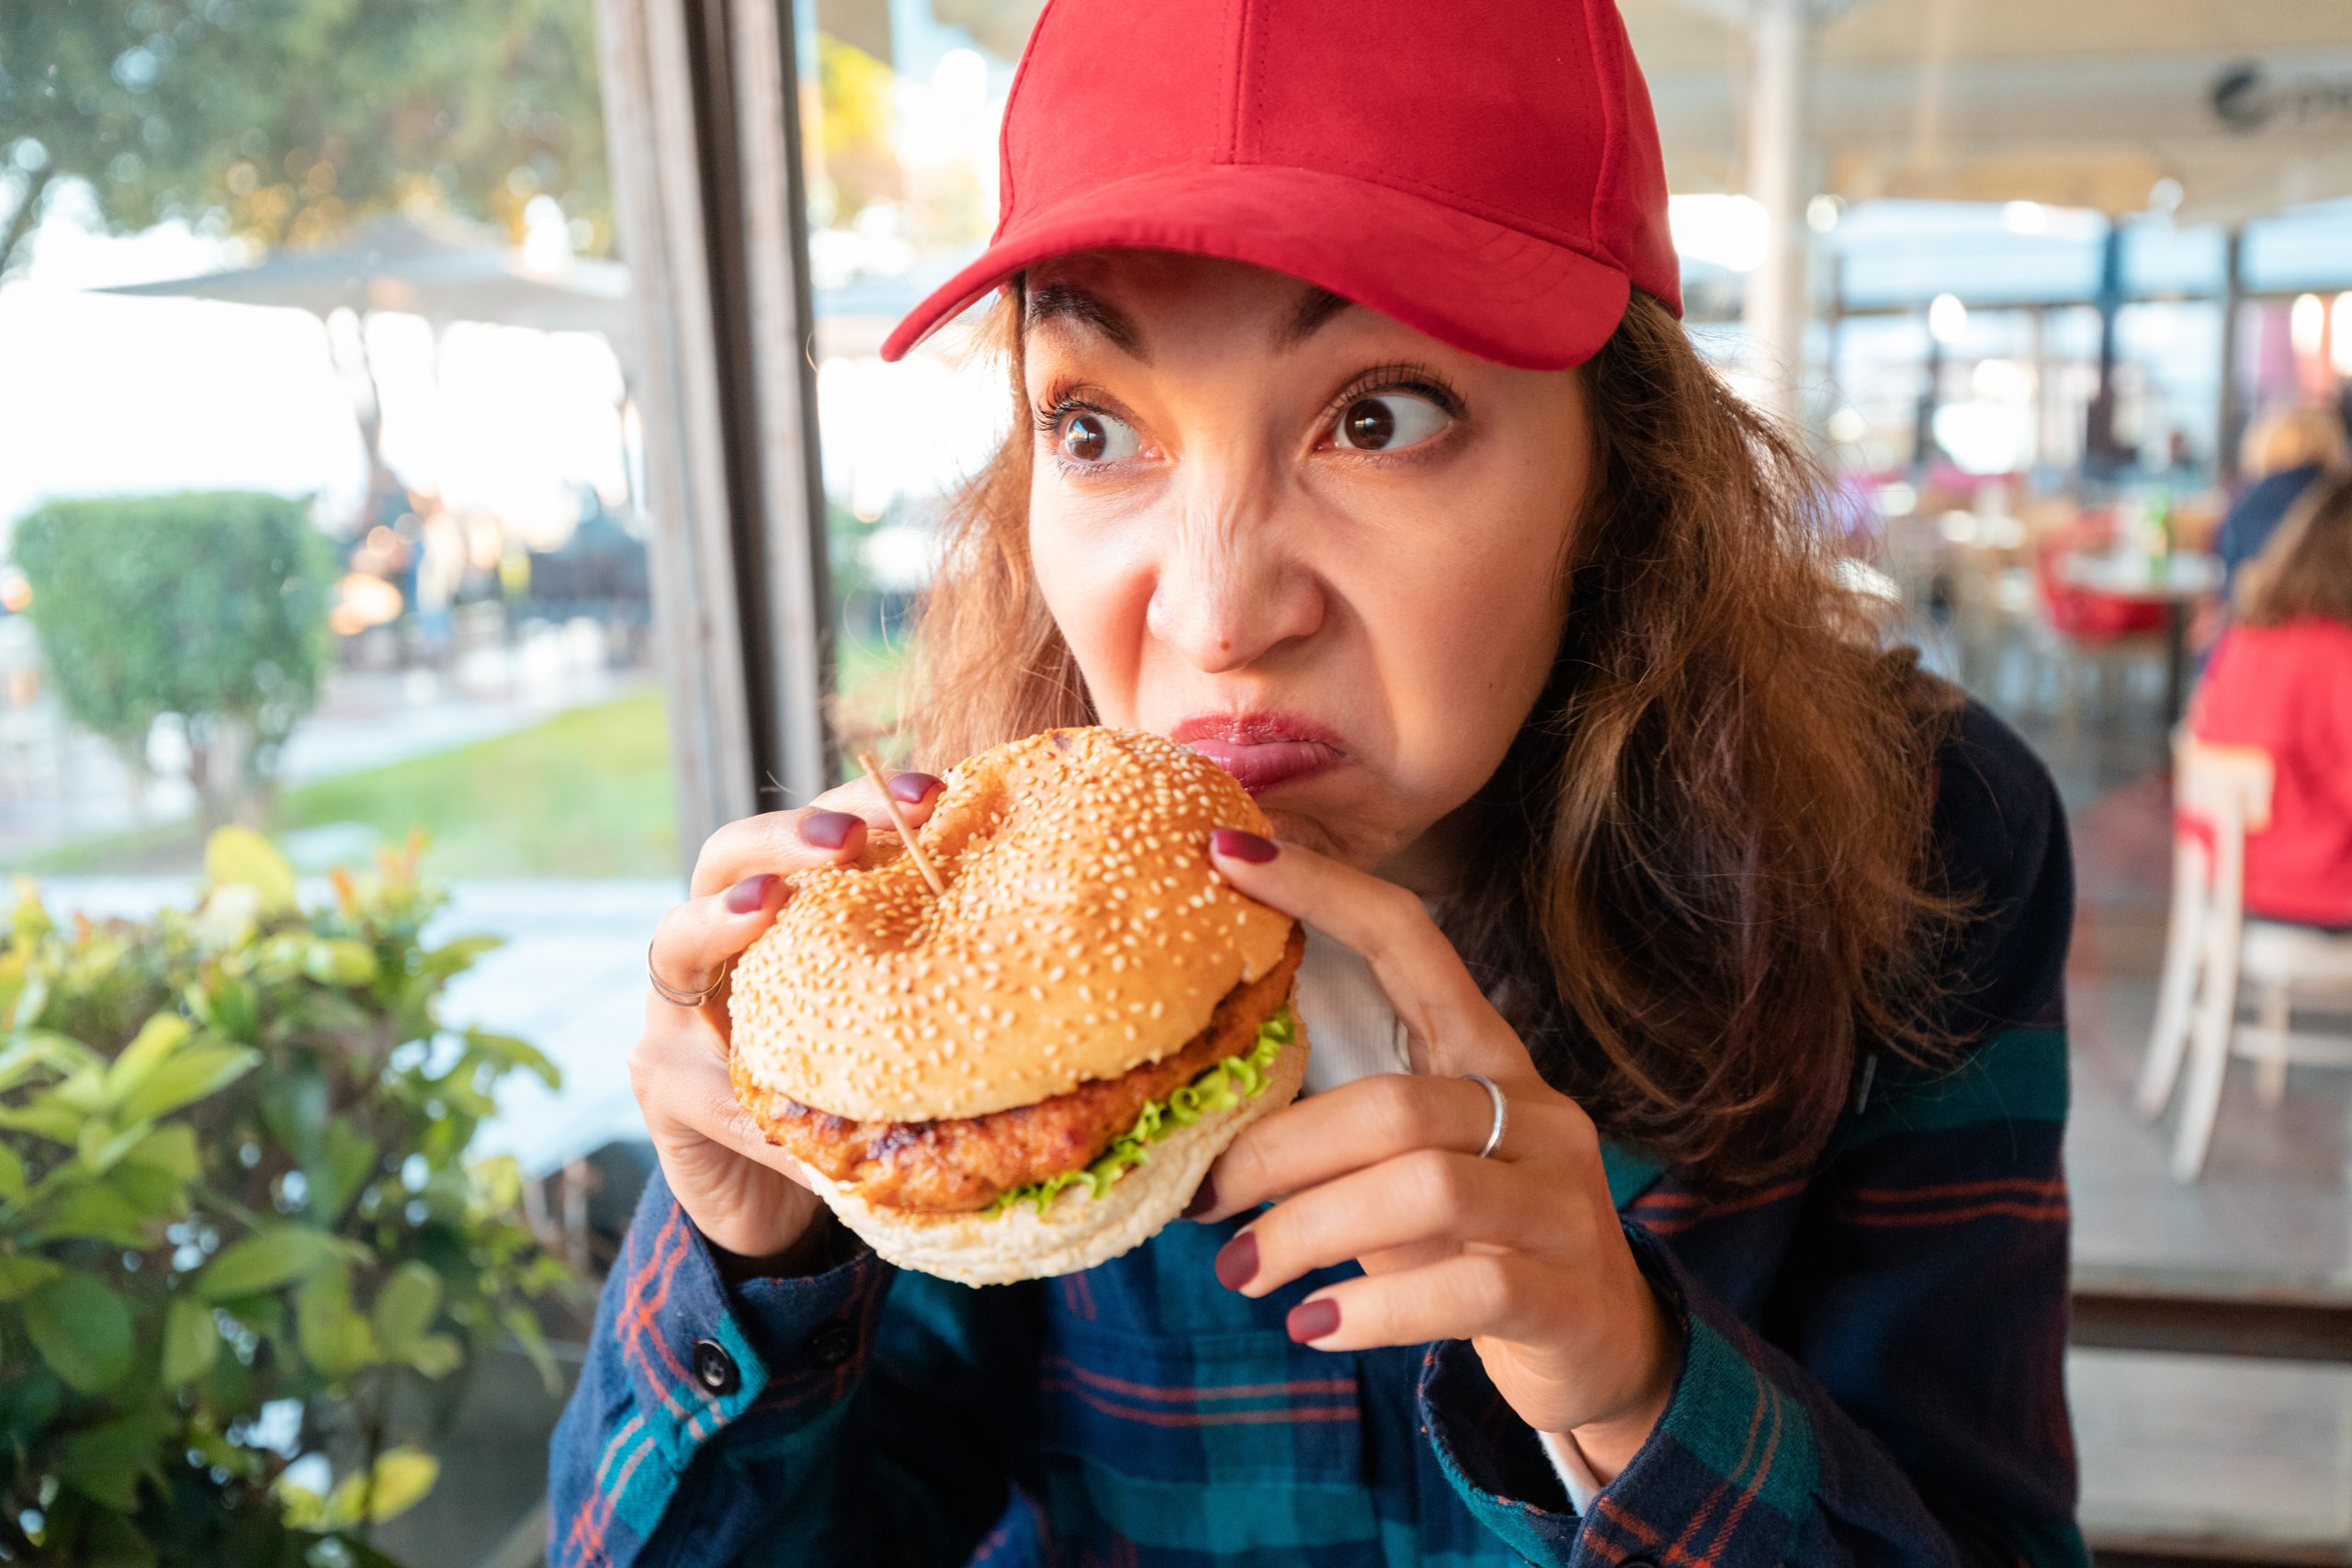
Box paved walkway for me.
[0,620,639,862]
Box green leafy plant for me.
[12,491,337,830]
[0,828,571,1566]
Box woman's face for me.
[1023,251,1591,878]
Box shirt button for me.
[806,1322,857,1370]
[691,1337,740,1396]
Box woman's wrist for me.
[1564,1283,1682,1481]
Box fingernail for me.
[1182,1173,1217,1219]
[888,771,943,804]
[1213,1229,1258,1291]
[1286,1297,1340,1344]
[725,874,778,913]
[1209,828,1277,863]
[799,809,859,851]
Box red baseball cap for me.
[879,0,1681,370]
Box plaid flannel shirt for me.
[549,702,2087,1568]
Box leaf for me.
[119,1123,200,1181]
[419,933,503,979]
[78,1117,149,1175]
[24,1274,134,1393]
[310,1118,377,1225]
[162,1295,220,1385]
[303,939,379,987]
[370,1262,442,1357]
[101,1013,192,1110]
[205,826,299,914]
[115,1042,258,1124]
[0,1254,63,1302]
[27,1182,153,1248]
[260,1069,330,1173]
[463,1029,560,1089]
[51,1064,107,1114]
[188,971,259,1043]
[403,1332,462,1380]
[0,1367,62,1447]
[322,1447,438,1528]
[198,1224,334,1302]
[75,1506,158,1568]
[57,1409,175,1511]
[294,1258,376,1379]
[0,1139,23,1205]
[276,1479,326,1530]
[0,1097,82,1145]
[0,1031,96,1094]
[504,1303,560,1395]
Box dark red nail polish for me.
[1214,1230,1259,1291]
[1287,1298,1340,1344]
[726,874,777,913]
[888,771,943,804]
[799,809,859,851]
[1209,828,1277,863]
[1182,1174,1217,1219]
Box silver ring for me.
[648,941,726,1009]
[1462,1072,1508,1160]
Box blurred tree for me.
[13,491,336,829]
[810,31,899,227]
[0,0,612,280]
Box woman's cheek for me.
[1028,508,1158,724]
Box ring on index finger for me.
[1462,1072,1508,1160]
[649,940,728,1009]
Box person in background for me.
[2191,473,2352,930]
[2215,405,2347,594]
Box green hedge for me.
[13,491,337,827]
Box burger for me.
[727,727,1308,1286]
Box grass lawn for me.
[16,688,680,880]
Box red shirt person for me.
[2191,471,2352,928]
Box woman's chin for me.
[1258,804,1415,874]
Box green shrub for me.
[0,829,571,1566]
[12,492,337,829]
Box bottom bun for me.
[798,1029,1309,1287]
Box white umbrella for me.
[99,212,638,531]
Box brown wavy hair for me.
[2235,470,2352,628]
[896,288,1958,1189]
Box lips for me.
[1169,712,1345,794]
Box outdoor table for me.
[2052,549,2224,724]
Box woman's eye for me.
[1330,392,1450,452]
[1057,410,1141,465]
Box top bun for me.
[729,728,1296,1122]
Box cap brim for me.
[878,162,1632,371]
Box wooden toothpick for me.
[855,750,946,897]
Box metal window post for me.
[593,0,834,872]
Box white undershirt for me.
[1290,926,1607,1513]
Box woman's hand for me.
[1193,829,1681,1480]
[631,770,944,1272]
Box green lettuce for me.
[984,1007,1297,1217]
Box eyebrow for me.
[1021,279,1359,358]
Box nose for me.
[1144,466,1323,674]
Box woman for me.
[551,3,2082,1563]
[2192,475,2352,928]
[2214,405,2348,597]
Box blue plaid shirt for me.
[550,704,2087,1568]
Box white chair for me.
[2135,736,2352,1181]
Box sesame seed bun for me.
[728,727,1296,1124]
[793,1028,1308,1286]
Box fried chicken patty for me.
[749,927,1304,1213]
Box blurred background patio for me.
[6,0,2352,1562]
